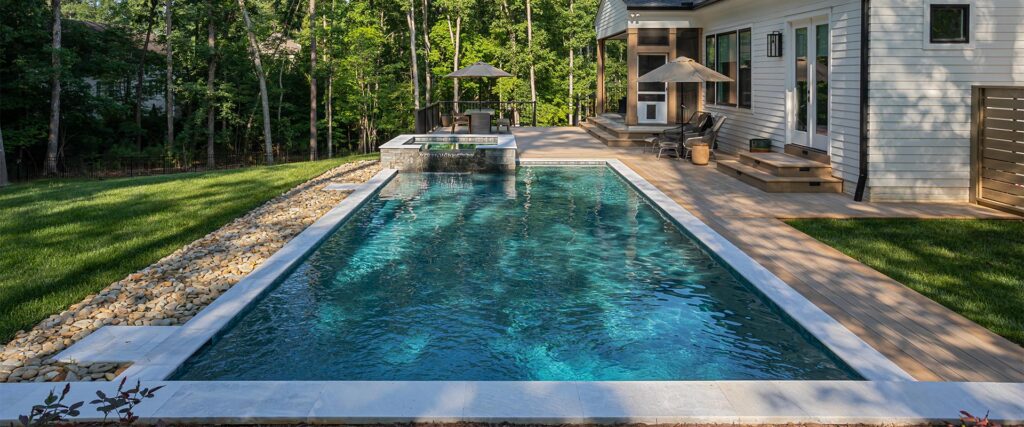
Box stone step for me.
[717,160,843,193]
[784,143,831,163]
[738,152,832,178]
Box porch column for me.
[626,27,638,126]
[596,38,606,115]
[667,28,679,124]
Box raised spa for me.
[172,167,859,381]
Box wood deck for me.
[513,126,1024,382]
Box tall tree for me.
[444,2,462,107]
[567,0,574,124]
[308,0,318,161]
[44,0,61,175]
[237,0,274,164]
[135,0,159,151]
[164,0,174,154]
[406,0,420,110]
[525,0,536,105]
[205,0,218,168]
[324,0,336,158]
[420,0,431,104]
[0,115,8,187]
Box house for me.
[589,0,1024,209]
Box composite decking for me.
[512,126,1024,382]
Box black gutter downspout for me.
[854,0,870,201]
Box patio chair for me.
[683,115,727,161]
[450,113,470,133]
[645,112,710,154]
[494,110,512,133]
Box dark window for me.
[704,29,752,109]
[638,29,669,46]
[705,35,716,105]
[638,55,667,93]
[930,4,969,44]
[739,29,752,108]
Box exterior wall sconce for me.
[767,31,783,57]
[629,12,640,25]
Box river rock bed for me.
[0,160,382,383]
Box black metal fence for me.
[415,100,538,133]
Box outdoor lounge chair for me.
[450,113,471,133]
[649,112,711,156]
[682,115,726,161]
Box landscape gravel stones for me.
[0,160,381,383]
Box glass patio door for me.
[790,18,830,151]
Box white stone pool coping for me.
[4,160,1023,425]
[380,133,517,150]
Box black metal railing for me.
[415,100,538,133]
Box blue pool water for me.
[173,167,859,381]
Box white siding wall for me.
[696,0,864,193]
[867,0,1024,202]
[596,0,628,40]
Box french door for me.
[790,18,830,151]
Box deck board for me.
[512,126,1024,382]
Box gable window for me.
[704,28,752,109]
[930,4,970,44]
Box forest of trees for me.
[0,0,634,183]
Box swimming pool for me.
[172,167,859,381]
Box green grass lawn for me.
[0,154,377,342]
[786,218,1024,346]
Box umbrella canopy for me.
[446,62,514,78]
[638,56,733,83]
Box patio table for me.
[466,109,494,134]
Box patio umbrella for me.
[445,62,514,103]
[638,56,733,83]
[446,61,514,78]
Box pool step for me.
[717,160,843,193]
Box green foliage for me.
[787,218,1024,346]
[1,0,600,175]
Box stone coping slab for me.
[323,182,366,191]
[53,326,177,364]
[380,134,517,150]
[1,381,1022,424]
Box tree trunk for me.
[308,0,318,161]
[325,0,335,158]
[165,0,175,155]
[407,0,420,110]
[0,117,8,187]
[567,0,574,125]
[206,0,217,168]
[237,0,274,165]
[446,15,461,110]
[421,0,431,105]
[135,0,158,151]
[526,0,536,105]
[44,0,61,175]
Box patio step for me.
[784,143,831,163]
[717,160,843,193]
[581,122,638,147]
[738,152,832,178]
